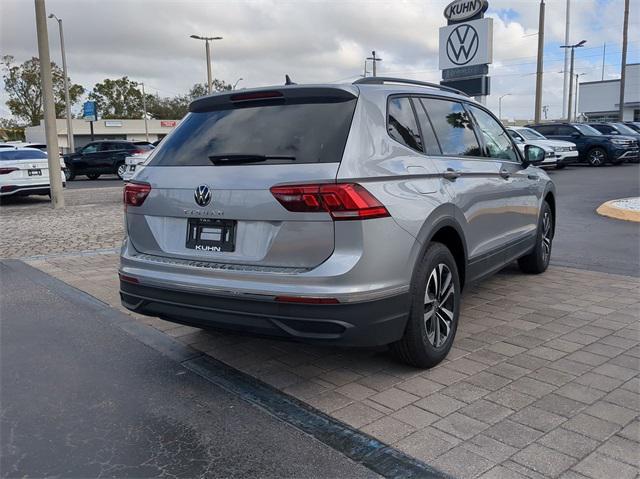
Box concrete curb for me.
[596,197,640,222]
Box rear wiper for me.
[208,154,296,165]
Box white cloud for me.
[0,0,637,120]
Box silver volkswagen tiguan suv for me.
[120,77,555,368]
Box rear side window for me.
[387,97,423,152]
[533,125,556,136]
[0,149,47,161]
[557,126,577,135]
[149,99,357,166]
[420,98,481,157]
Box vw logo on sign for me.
[446,24,479,66]
[194,184,212,207]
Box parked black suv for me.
[527,122,639,166]
[64,141,152,180]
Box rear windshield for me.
[0,149,47,161]
[149,99,357,166]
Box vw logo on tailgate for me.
[446,23,479,66]
[194,184,212,207]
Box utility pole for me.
[141,82,149,141]
[190,35,223,93]
[601,43,606,80]
[48,13,74,153]
[561,40,586,121]
[534,0,545,123]
[499,93,511,121]
[574,72,586,121]
[35,0,64,208]
[618,0,629,121]
[561,0,571,119]
[367,51,382,77]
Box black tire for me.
[518,201,553,274]
[390,242,461,368]
[65,168,75,181]
[556,163,566,170]
[87,173,101,180]
[586,147,607,167]
[115,162,127,180]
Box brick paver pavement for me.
[4,192,639,479]
[0,187,123,258]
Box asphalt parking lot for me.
[1,163,638,479]
[66,175,123,189]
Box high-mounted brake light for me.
[230,91,283,102]
[0,167,18,175]
[123,182,151,208]
[270,183,390,221]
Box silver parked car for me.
[120,77,555,368]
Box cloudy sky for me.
[1,0,638,121]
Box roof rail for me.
[352,77,469,97]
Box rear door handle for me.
[499,168,510,179]
[443,168,461,181]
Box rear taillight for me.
[0,167,18,175]
[132,149,145,155]
[270,183,390,221]
[123,182,151,208]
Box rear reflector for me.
[0,167,18,175]
[118,273,139,284]
[230,91,283,102]
[275,296,340,304]
[123,182,151,208]
[270,183,390,221]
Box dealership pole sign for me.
[439,0,492,98]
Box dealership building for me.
[578,63,639,122]
[25,118,180,153]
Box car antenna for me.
[285,74,296,85]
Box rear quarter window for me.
[149,98,357,166]
[387,97,423,152]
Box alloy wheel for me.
[589,150,605,166]
[117,164,127,179]
[424,263,455,348]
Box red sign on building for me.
[160,120,177,127]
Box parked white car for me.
[0,147,66,197]
[507,127,578,169]
[122,150,152,181]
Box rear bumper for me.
[0,182,65,197]
[120,280,409,347]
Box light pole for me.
[190,34,223,93]
[366,51,382,77]
[35,0,64,208]
[560,39,586,121]
[498,94,511,121]
[534,0,545,124]
[48,13,74,153]
[233,77,243,90]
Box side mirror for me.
[610,130,619,135]
[523,144,546,166]
[571,131,581,137]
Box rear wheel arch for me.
[428,224,467,290]
[412,214,468,291]
[544,191,556,230]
